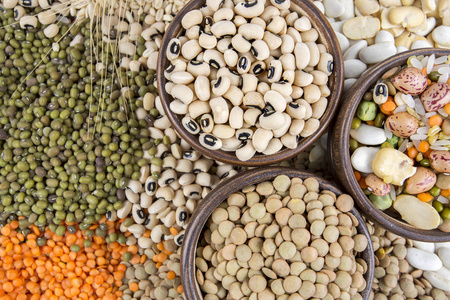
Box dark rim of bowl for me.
[157,0,344,167]
[330,48,450,242]
[181,166,375,300]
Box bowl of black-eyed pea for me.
[156,0,344,166]
[181,167,375,300]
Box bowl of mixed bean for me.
[157,0,344,166]
[181,167,374,300]
[330,48,450,242]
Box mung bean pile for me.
[196,175,369,300]
[0,10,155,233]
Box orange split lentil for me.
[0,222,126,300]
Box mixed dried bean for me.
[350,54,450,231]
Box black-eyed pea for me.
[203,49,226,69]
[260,5,281,22]
[237,55,251,74]
[19,15,37,29]
[300,28,319,42]
[284,28,301,47]
[236,141,257,161]
[260,111,285,130]
[300,118,320,137]
[311,97,327,119]
[280,70,295,85]
[181,116,200,135]
[266,15,286,34]
[288,119,305,136]
[280,133,298,149]
[213,7,234,22]
[170,71,195,85]
[224,49,239,67]
[181,10,203,29]
[231,33,252,53]
[199,133,223,151]
[188,61,211,77]
[185,25,201,40]
[319,84,330,98]
[181,39,203,60]
[317,52,334,76]
[224,86,244,106]
[294,70,314,87]
[310,70,329,86]
[169,100,188,114]
[278,34,295,54]
[187,101,210,119]
[240,74,259,94]
[198,32,218,50]
[239,23,265,40]
[271,113,291,137]
[198,114,213,133]
[234,0,265,18]
[210,20,237,38]
[286,101,306,119]
[280,53,296,71]
[303,84,321,104]
[294,42,310,70]
[292,16,311,32]
[305,41,320,67]
[251,40,271,61]
[215,37,232,53]
[3,0,18,9]
[262,138,283,155]
[212,76,231,96]
[250,16,267,30]
[267,59,283,82]
[14,5,27,21]
[171,84,194,105]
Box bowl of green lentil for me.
[330,48,450,242]
[157,0,344,167]
[181,167,375,300]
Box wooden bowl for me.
[181,167,375,300]
[157,0,344,167]
[329,48,450,242]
